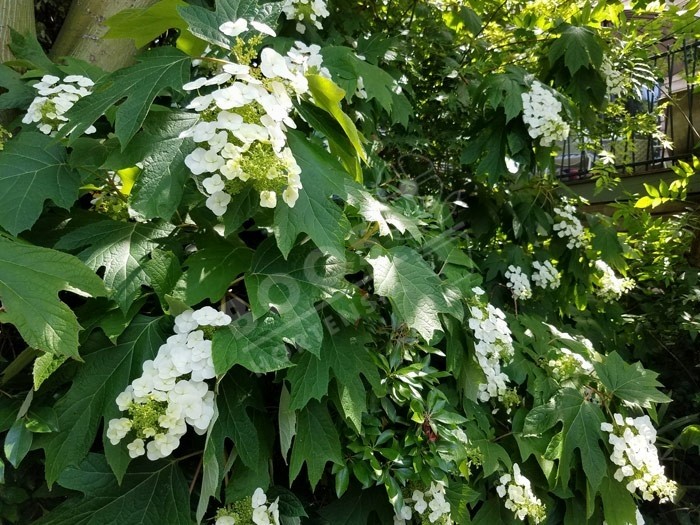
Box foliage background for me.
[0,0,699,524]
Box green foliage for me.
[56,220,174,311]
[0,0,697,523]
[0,235,106,357]
[289,400,343,489]
[549,25,604,75]
[121,111,199,220]
[36,316,168,485]
[61,47,191,147]
[104,0,191,48]
[0,133,80,235]
[178,0,284,50]
[594,351,672,408]
[524,388,607,492]
[33,453,192,525]
[212,312,293,374]
[367,245,452,342]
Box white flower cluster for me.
[287,41,331,78]
[531,260,561,290]
[504,265,532,300]
[282,0,330,34]
[23,74,96,135]
[552,203,585,249]
[548,347,594,380]
[468,290,514,403]
[250,487,280,525]
[394,481,452,525]
[216,488,280,525]
[183,20,313,215]
[106,307,231,460]
[496,464,546,524]
[521,80,570,147]
[594,260,635,302]
[601,414,678,502]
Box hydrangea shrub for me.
[0,1,695,524]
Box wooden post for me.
[0,0,35,63]
[49,0,158,71]
[0,0,35,129]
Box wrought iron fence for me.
[557,39,699,182]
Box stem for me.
[189,456,203,495]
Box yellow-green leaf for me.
[307,74,367,180]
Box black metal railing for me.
[558,40,699,182]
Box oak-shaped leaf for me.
[33,453,192,525]
[523,388,607,492]
[245,238,346,355]
[56,219,174,311]
[212,312,293,375]
[61,47,191,148]
[0,235,106,358]
[289,400,343,489]
[0,132,81,235]
[35,316,168,485]
[549,24,603,75]
[594,351,671,408]
[118,111,199,220]
[286,325,381,433]
[367,245,451,342]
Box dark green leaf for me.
[0,132,80,235]
[286,351,329,411]
[33,453,192,525]
[599,476,638,525]
[8,30,60,73]
[275,133,352,262]
[35,316,168,485]
[212,312,293,374]
[480,73,525,123]
[0,235,106,358]
[174,233,252,304]
[367,245,450,342]
[197,370,270,522]
[123,111,199,220]
[267,486,308,518]
[143,250,183,309]
[317,485,394,525]
[287,325,380,432]
[523,388,607,491]
[178,0,284,49]
[289,400,343,489]
[0,64,35,110]
[4,419,33,468]
[594,352,671,408]
[56,219,174,311]
[62,47,190,148]
[245,238,345,354]
[549,25,603,75]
